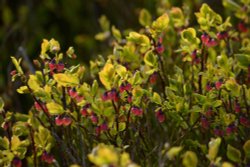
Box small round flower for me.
[156,43,164,54]
[62,116,72,126]
[215,80,223,90]
[238,21,248,32]
[216,31,228,40]
[12,157,22,167]
[56,61,65,72]
[10,70,17,76]
[155,109,165,123]
[201,116,209,129]
[149,72,158,84]
[41,151,54,164]
[131,106,143,116]
[55,116,63,126]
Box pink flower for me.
[41,151,54,164]
[155,109,165,123]
[131,106,143,116]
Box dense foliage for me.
[1,1,250,167]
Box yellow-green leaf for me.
[99,59,115,89]
[115,64,127,78]
[243,140,250,158]
[53,73,79,87]
[11,57,24,74]
[182,151,198,167]
[227,144,241,163]
[111,26,122,41]
[139,9,152,26]
[167,146,183,160]
[144,51,157,67]
[152,92,162,104]
[17,86,29,94]
[127,32,150,46]
[152,13,169,32]
[11,136,21,151]
[0,97,4,110]
[222,162,235,167]
[46,102,64,115]
[28,75,40,90]
[207,138,221,161]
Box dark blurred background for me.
[0,0,224,112]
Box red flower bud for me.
[156,43,164,54]
[215,81,222,90]
[41,151,54,164]
[201,116,209,129]
[156,109,165,123]
[201,33,210,44]
[234,102,241,113]
[149,72,157,84]
[12,157,22,167]
[127,95,132,103]
[10,70,17,76]
[100,122,108,131]
[62,116,72,126]
[216,31,228,40]
[240,116,250,127]
[69,88,77,98]
[238,22,248,32]
[56,62,65,72]
[90,113,98,124]
[55,116,63,126]
[206,38,218,47]
[119,83,132,93]
[131,106,143,116]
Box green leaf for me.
[182,151,198,167]
[144,51,157,67]
[180,28,200,53]
[40,39,50,59]
[99,59,115,89]
[212,100,222,107]
[0,136,9,150]
[91,80,99,96]
[170,7,185,28]
[167,146,183,160]
[0,97,4,110]
[243,140,250,158]
[235,54,250,69]
[152,13,169,32]
[99,15,110,31]
[127,32,150,47]
[95,32,110,41]
[66,46,75,58]
[46,102,64,115]
[111,26,122,41]
[17,86,29,94]
[53,73,79,87]
[49,38,60,53]
[34,126,54,153]
[139,9,152,26]
[131,71,143,85]
[152,92,162,104]
[12,122,29,137]
[227,144,241,163]
[28,75,40,91]
[222,162,234,167]
[11,57,24,74]
[11,136,21,151]
[115,64,127,78]
[225,78,240,96]
[207,138,221,161]
[195,3,222,31]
